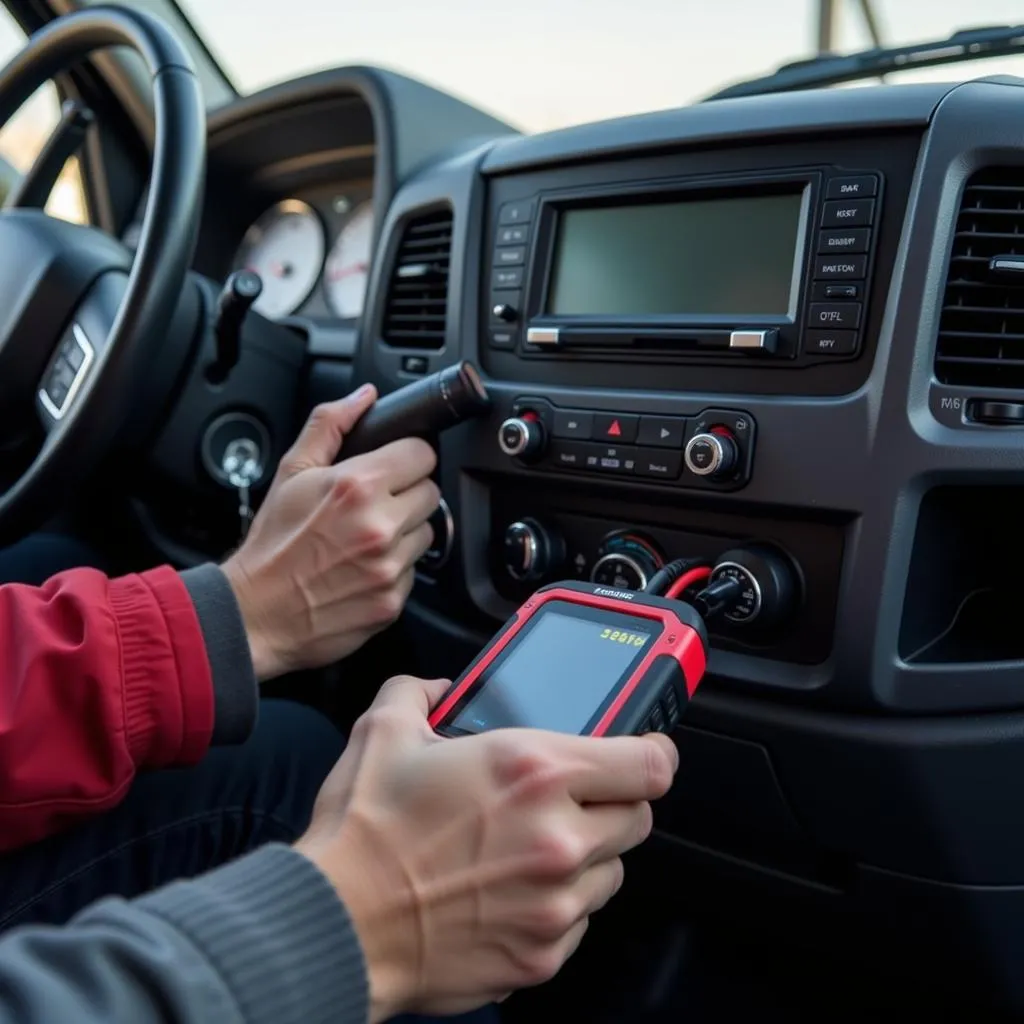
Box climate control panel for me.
[487,486,837,666]
[498,396,756,491]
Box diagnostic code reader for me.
[429,580,709,738]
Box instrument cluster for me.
[231,181,374,322]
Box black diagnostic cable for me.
[645,557,713,598]
[645,556,747,623]
[690,576,745,621]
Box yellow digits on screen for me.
[599,628,647,647]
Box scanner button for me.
[648,703,666,732]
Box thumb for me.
[280,383,377,475]
[373,674,452,720]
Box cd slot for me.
[525,326,782,355]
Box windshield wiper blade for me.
[705,23,1024,101]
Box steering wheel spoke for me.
[34,269,124,433]
[35,321,94,428]
[0,7,204,541]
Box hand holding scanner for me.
[429,581,708,737]
[339,361,491,459]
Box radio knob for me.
[503,519,564,581]
[684,430,739,479]
[492,302,518,323]
[499,415,545,460]
[419,497,455,571]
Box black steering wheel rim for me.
[0,5,205,541]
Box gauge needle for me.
[268,260,293,278]
[329,261,369,282]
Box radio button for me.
[826,175,878,200]
[812,283,860,300]
[549,441,589,468]
[813,254,866,279]
[498,199,535,225]
[634,448,683,480]
[489,329,516,349]
[495,246,526,266]
[492,266,523,289]
[552,409,594,441]
[808,302,861,329]
[593,413,638,443]
[584,443,636,475]
[637,416,685,449]
[497,224,529,245]
[729,328,778,352]
[817,229,870,254]
[490,290,520,324]
[821,198,875,228]
[805,329,858,355]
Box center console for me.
[358,80,1024,1011]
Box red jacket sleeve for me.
[0,566,214,851]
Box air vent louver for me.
[380,209,452,349]
[937,168,1024,389]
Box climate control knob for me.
[590,532,663,591]
[499,415,545,460]
[503,519,564,581]
[707,544,799,627]
[685,430,739,479]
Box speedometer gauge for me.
[234,199,325,318]
[324,201,374,319]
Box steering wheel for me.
[0,6,204,541]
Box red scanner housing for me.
[430,580,708,738]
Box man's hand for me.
[295,675,679,1023]
[222,385,439,680]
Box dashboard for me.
[340,75,1024,1013]
[128,65,1024,1012]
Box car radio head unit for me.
[486,168,882,365]
[546,189,807,321]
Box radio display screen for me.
[546,190,807,319]
[450,605,654,735]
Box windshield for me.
[179,0,1024,130]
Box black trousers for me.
[0,535,498,1023]
[0,699,343,930]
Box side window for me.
[0,7,88,224]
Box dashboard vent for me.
[380,209,453,349]
[937,168,1024,389]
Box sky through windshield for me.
[179,0,1024,131]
